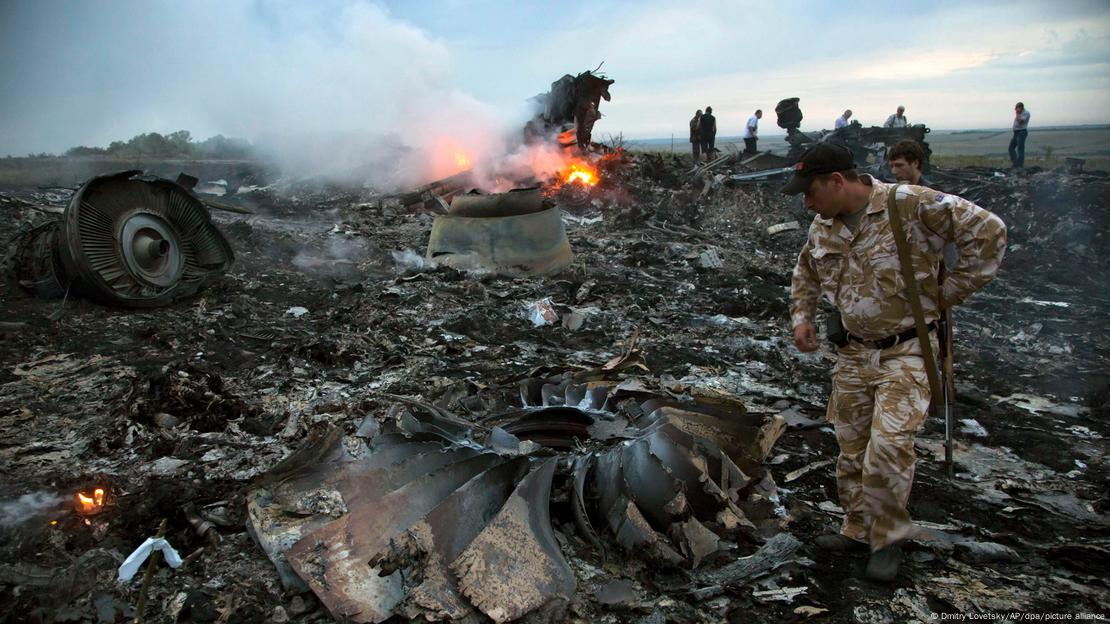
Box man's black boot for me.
[865,544,903,582]
[814,534,869,552]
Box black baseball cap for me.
[780,143,855,195]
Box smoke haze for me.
[0,492,66,528]
[0,1,536,189]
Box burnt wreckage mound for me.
[775,96,932,171]
[248,350,786,622]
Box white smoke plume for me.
[1,2,555,191]
[0,492,67,528]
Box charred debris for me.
[1,77,1109,623]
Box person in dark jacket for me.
[690,110,703,162]
[700,106,717,158]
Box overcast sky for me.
[1,0,1108,156]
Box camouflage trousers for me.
[826,335,935,551]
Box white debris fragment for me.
[195,180,227,196]
[200,448,226,462]
[149,457,190,476]
[1065,459,1088,479]
[562,311,586,331]
[285,306,309,318]
[563,214,603,226]
[699,248,723,269]
[993,393,1090,417]
[752,586,807,602]
[767,221,800,235]
[1066,425,1101,439]
[1018,297,1070,308]
[118,537,183,582]
[526,298,558,327]
[784,459,834,483]
[708,314,737,326]
[959,418,988,437]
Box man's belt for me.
[848,322,937,350]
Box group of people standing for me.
[688,107,717,162]
[878,103,1031,169]
[689,101,1032,170]
[688,107,764,162]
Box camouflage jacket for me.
[790,176,1007,340]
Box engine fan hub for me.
[120,213,183,287]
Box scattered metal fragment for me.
[690,532,803,600]
[783,459,834,483]
[395,170,474,211]
[766,221,801,235]
[691,151,734,179]
[7,170,233,307]
[594,579,640,606]
[730,166,794,184]
[698,248,723,269]
[752,586,808,603]
[426,187,572,276]
[184,503,221,547]
[1064,157,1085,174]
[739,151,789,170]
[954,541,1023,564]
[248,354,786,622]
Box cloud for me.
[850,51,996,81]
[2,0,1108,160]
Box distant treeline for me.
[60,131,252,160]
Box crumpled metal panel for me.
[248,354,785,622]
[426,188,572,276]
[374,457,531,621]
[451,459,574,623]
[286,451,505,622]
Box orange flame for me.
[75,488,106,514]
[455,152,471,169]
[563,162,598,187]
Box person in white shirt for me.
[742,109,762,154]
[883,106,908,128]
[835,109,853,130]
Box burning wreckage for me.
[407,68,618,277]
[1,68,1110,623]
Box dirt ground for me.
[0,155,1107,623]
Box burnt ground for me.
[0,156,1107,623]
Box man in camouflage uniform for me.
[783,144,1006,581]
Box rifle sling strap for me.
[885,184,943,407]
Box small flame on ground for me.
[75,488,106,514]
[563,163,598,187]
[455,153,471,169]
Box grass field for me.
[621,125,1110,171]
